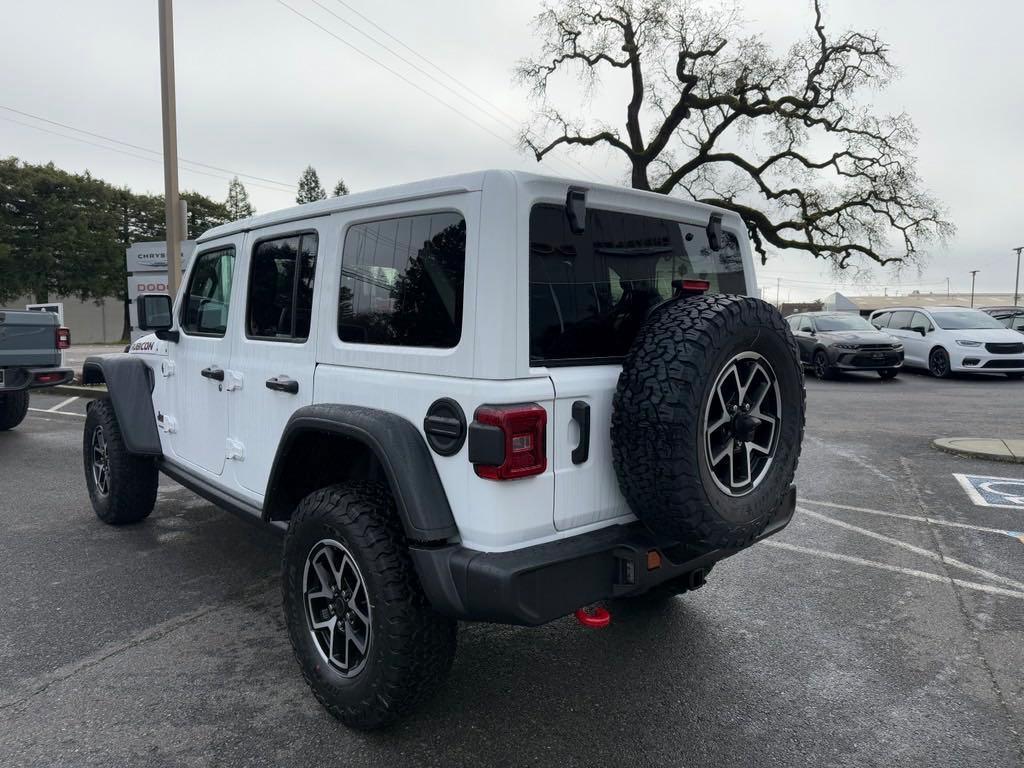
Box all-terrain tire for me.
[612,295,804,550]
[0,390,29,431]
[83,399,158,524]
[282,482,457,730]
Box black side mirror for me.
[706,213,723,251]
[137,293,178,342]
[911,325,927,336]
[565,187,587,235]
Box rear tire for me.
[282,482,457,730]
[0,390,29,431]
[83,399,158,524]
[878,369,899,380]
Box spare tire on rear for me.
[611,294,804,551]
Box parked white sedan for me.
[869,306,1024,379]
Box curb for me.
[932,437,1024,464]
[48,384,108,399]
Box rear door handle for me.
[200,366,224,381]
[265,376,299,394]
[571,400,590,465]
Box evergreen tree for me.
[225,176,255,219]
[332,178,349,197]
[296,166,326,204]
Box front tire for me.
[0,390,29,431]
[928,347,951,378]
[282,482,456,730]
[812,350,835,380]
[878,369,899,380]
[83,399,158,524]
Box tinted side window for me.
[528,204,746,363]
[181,247,235,336]
[787,316,801,331]
[246,233,318,341]
[338,213,465,348]
[910,312,930,332]
[871,312,891,328]
[889,311,913,330]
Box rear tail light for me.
[34,371,65,384]
[672,278,710,297]
[471,403,547,480]
[56,327,71,350]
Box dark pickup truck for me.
[0,310,74,430]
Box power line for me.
[0,104,296,190]
[325,0,603,183]
[0,115,293,194]
[274,0,605,184]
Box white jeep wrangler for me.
[81,170,804,729]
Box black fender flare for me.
[81,354,162,456]
[266,404,459,542]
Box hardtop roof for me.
[196,169,738,243]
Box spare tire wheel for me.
[611,294,804,551]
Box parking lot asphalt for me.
[2,372,1023,768]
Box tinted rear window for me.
[529,204,746,364]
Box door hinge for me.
[156,411,177,433]
[224,370,244,392]
[225,438,245,461]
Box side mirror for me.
[137,293,178,342]
[565,187,587,235]
[911,325,927,336]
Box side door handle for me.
[200,366,225,381]
[571,400,590,465]
[265,375,299,394]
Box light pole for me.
[969,270,979,307]
[1014,247,1023,307]
[159,0,182,298]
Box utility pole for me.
[1014,247,1023,307]
[969,270,979,307]
[159,0,182,298]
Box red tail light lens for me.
[34,371,65,384]
[680,279,710,292]
[472,403,547,480]
[56,327,71,350]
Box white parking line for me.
[762,540,1024,601]
[796,506,1024,593]
[800,498,1021,538]
[28,408,84,419]
[45,396,79,412]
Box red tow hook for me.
[574,604,611,628]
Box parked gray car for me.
[787,311,904,380]
[0,310,74,430]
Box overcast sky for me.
[2,0,1022,301]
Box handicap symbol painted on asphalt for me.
[954,473,1024,510]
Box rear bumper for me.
[411,485,797,626]
[0,366,74,391]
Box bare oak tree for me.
[517,0,953,267]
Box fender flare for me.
[81,354,162,456]
[265,404,459,542]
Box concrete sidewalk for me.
[933,437,1024,463]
